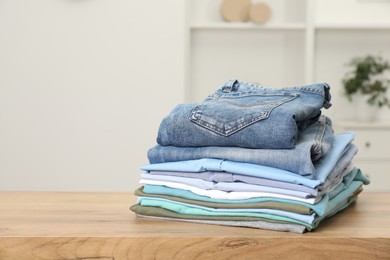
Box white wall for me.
[315,0,390,25]
[0,0,186,191]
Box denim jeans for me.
[148,116,333,176]
[157,79,331,149]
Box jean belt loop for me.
[318,115,325,124]
[222,79,239,93]
[323,82,332,109]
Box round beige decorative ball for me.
[249,2,272,24]
[221,0,252,22]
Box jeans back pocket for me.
[190,93,299,136]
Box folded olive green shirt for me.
[131,204,297,225]
[135,186,312,215]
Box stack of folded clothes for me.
[130,79,370,233]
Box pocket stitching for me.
[190,94,299,137]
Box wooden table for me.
[0,192,389,259]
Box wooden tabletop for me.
[0,191,389,259]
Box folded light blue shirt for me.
[146,170,318,195]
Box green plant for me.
[342,54,390,108]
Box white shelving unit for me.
[185,0,309,102]
[185,0,390,121]
[184,0,390,191]
[315,23,390,30]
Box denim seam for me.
[312,117,327,159]
[288,87,323,93]
[239,81,325,94]
[190,94,299,136]
[216,81,327,96]
[286,85,325,94]
[209,93,299,99]
[222,80,326,96]
[190,112,270,136]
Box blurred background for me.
[1,0,390,192]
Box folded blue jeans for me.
[149,116,333,176]
[142,132,355,185]
[157,80,331,149]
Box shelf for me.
[335,121,390,130]
[191,23,390,31]
[186,0,390,121]
[190,22,306,30]
[315,23,390,30]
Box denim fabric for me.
[148,116,333,175]
[157,80,331,149]
[142,132,355,185]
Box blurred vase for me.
[249,2,272,24]
[220,0,251,22]
[352,94,379,122]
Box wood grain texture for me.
[0,192,389,259]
